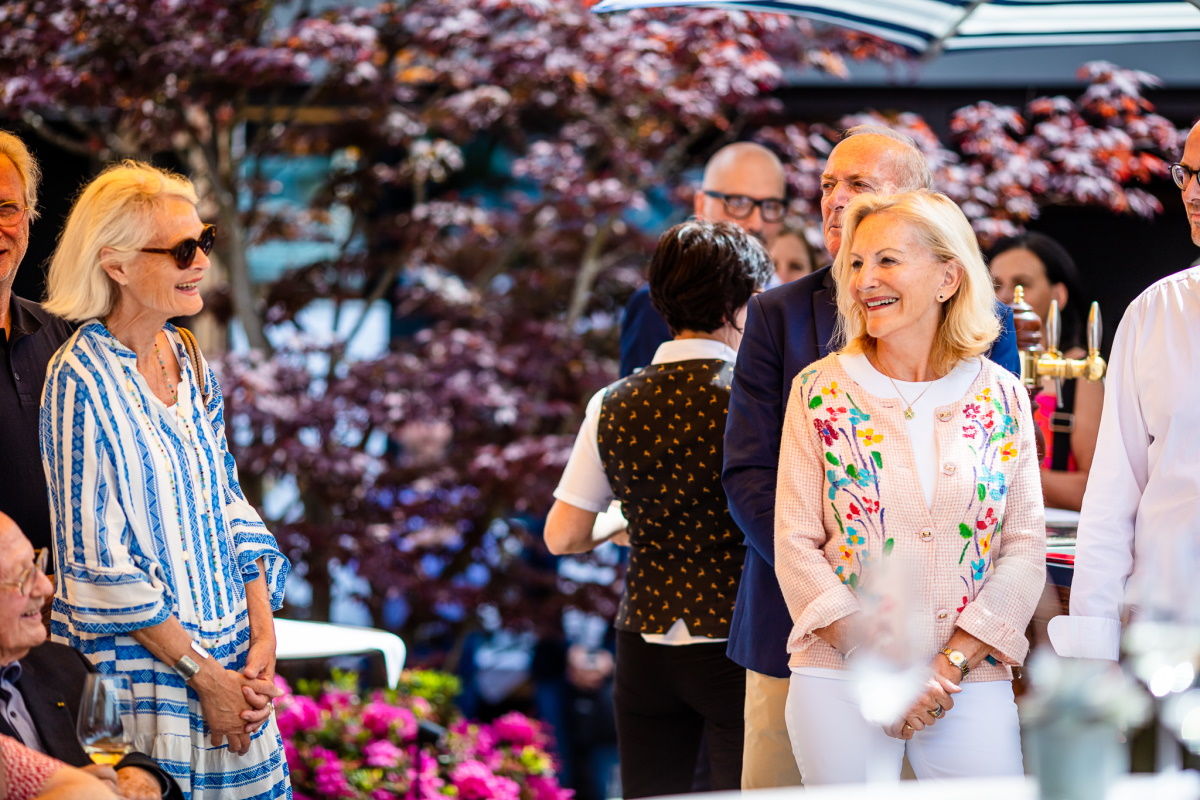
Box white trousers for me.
[785,672,1023,785]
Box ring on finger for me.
[929,704,945,719]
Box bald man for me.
[619,142,787,376]
[722,126,1019,787]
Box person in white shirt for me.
[1049,118,1200,659]
[545,220,773,798]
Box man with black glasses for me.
[619,142,787,376]
[0,131,72,557]
[1053,118,1200,660]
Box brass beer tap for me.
[1010,284,1106,391]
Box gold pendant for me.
[904,407,915,420]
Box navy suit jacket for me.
[619,285,671,378]
[721,266,1021,677]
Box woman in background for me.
[989,232,1102,511]
[545,220,772,797]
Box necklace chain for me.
[884,373,933,420]
[153,336,178,406]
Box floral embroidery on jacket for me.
[799,370,889,590]
[957,383,1022,600]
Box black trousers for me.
[613,629,746,798]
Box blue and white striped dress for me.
[41,322,292,800]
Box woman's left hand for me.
[240,638,279,733]
[901,672,962,732]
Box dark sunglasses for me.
[140,224,217,269]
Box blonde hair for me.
[0,130,41,219]
[832,189,999,376]
[44,161,199,322]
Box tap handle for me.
[1087,301,1102,355]
[1045,299,1060,354]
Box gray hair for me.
[0,130,41,219]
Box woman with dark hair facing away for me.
[545,220,773,798]
[988,232,1102,511]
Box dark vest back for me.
[597,358,745,637]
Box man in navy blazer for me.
[722,126,1020,788]
[619,142,788,377]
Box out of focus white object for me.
[275,618,407,688]
[592,501,627,542]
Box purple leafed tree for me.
[0,1,1179,661]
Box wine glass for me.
[76,673,134,767]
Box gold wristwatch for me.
[941,647,969,680]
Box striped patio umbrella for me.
[590,0,1200,56]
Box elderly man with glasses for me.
[0,131,73,558]
[1051,118,1200,660]
[619,142,788,376]
[0,512,179,799]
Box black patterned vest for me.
[597,358,745,637]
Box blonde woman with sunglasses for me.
[39,161,291,799]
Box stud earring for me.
[937,293,945,302]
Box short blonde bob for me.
[832,189,999,376]
[44,160,198,322]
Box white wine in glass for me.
[77,673,133,767]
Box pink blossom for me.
[319,688,356,711]
[528,775,574,800]
[363,699,418,741]
[313,753,354,798]
[364,739,405,769]
[276,695,322,738]
[490,712,539,746]
[451,759,520,800]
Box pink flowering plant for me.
[277,670,572,800]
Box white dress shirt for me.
[1050,265,1200,660]
[554,337,738,645]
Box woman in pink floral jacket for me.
[775,190,1045,784]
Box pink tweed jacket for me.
[774,354,1045,682]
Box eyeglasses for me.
[139,224,217,269]
[0,548,48,597]
[0,201,28,227]
[702,190,787,223]
[1170,163,1198,190]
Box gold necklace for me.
[883,373,934,420]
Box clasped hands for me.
[883,657,963,740]
[194,641,281,756]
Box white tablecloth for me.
[675,772,1198,800]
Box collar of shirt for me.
[0,661,22,692]
[649,337,737,366]
[6,296,45,346]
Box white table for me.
[678,773,1199,800]
[274,618,407,688]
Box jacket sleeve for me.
[619,286,671,378]
[722,294,785,568]
[955,378,1046,665]
[774,371,860,647]
[987,302,1021,378]
[190,345,290,611]
[1052,301,1149,659]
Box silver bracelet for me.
[843,645,860,660]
